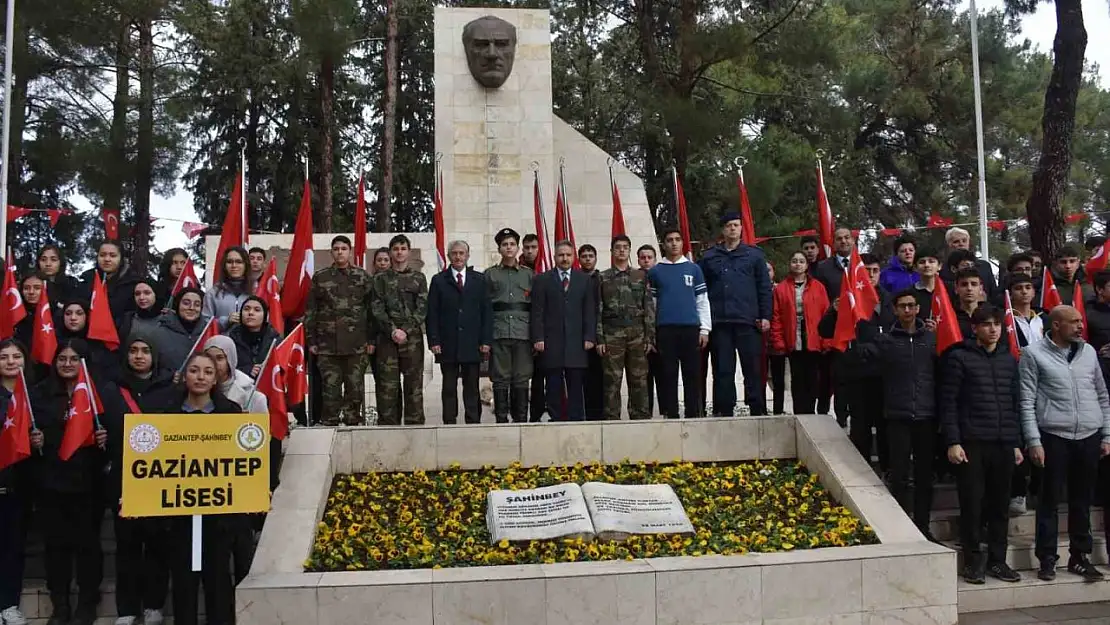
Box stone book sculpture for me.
[486,482,695,544]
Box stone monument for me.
[435,7,656,268]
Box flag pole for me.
[0,0,14,257]
[244,339,277,414]
[969,0,990,258]
[80,359,102,431]
[239,137,248,246]
[178,318,216,373]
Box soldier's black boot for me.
[511,387,530,423]
[494,388,511,423]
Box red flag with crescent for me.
[1003,291,1022,359]
[88,272,120,350]
[256,257,284,335]
[256,343,289,440]
[31,287,57,365]
[102,209,121,239]
[1040,270,1062,312]
[0,370,33,471]
[170,258,200,297]
[280,324,307,406]
[0,251,25,340]
[59,360,101,461]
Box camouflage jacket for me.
[596,266,655,345]
[371,267,428,339]
[305,265,373,355]
[485,262,533,341]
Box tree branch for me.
[749,0,806,46]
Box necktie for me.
[842,257,849,269]
[456,272,464,290]
[562,273,570,292]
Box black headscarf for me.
[172,287,204,334]
[58,300,90,341]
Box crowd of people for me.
[3,215,1110,625]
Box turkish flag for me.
[256,343,289,440]
[831,268,859,351]
[738,170,757,246]
[256,257,284,335]
[213,173,248,283]
[850,246,880,321]
[47,208,72,227]
[0,371,33,471]
[816,160,835,260]
[1003,291,1022,359]
[0,251,26,340]
[611,169,627,238]
[674,168,693,259]
[531,173,554,274]
[6,206,32,222]
[433,168,446,271]
[102,208,120,239]
[170,258,200,297]
[281,324,307,405]
[554,169,580,269]
[88,272,120,350]
[59,361,101,461]
[931,283,962,355]
[181,221,208,239]
[927,213,954,228]
[1087,238,1110,283]
[31,289,57,365]
[1040,270,1062,312]
[354,175,368,270]
[1074,286,1089,341]
[281,180,314,319]
[181,317,221,369]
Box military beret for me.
[495,228,520,245]
[720,211,743,225]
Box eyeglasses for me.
[895,302,919,310]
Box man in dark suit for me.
[812,226,855,425]
[427,240,493,424]
[531,240,597,421]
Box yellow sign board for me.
[121,413,270,518]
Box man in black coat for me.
[939,305,1024,584]
[859,289,939,539]
[427,240,493,424]
[530,240,597,421]
[812,227,855,424]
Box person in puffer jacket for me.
[857,288,938,539]
[1018,304,1110,583]
[939,305,1023,585]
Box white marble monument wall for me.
[434,7,656,270]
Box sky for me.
[83,0,1110,255]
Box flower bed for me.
[306,459,878,572]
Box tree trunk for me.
[379,0,399,233]
[132,14,155,274]
[104,17,131,223]
[1026,0,1086,260]
[273,81,303,233]
[6,7,28,209]
[319,53,335,232]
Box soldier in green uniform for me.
[306,235,374,426]
[371,234,428,425]
[486,228,535,422]
[596,234,656,420]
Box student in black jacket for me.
[818,253,895,470]
[78,240,142,322]
[227,296,281,378]
[859,289,938,539]
[109,333,175,625]
[30,339,115,625]
[939,306,1024,585]
[0,340,32,625]
[137,352,243,625]
[37,244,78,315]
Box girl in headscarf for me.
[226,296,280,377]
[153,288,209,372]
[203,247,251,330]
[116,279,162,345]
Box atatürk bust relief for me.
[462,16,517,89]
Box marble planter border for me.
[241,416,956,624]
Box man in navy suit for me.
[427,240,493,424]
[530,240,597,421]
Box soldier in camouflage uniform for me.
[371,234,428,425]
[306,235,374,426]
[596,234,656,420]
[486,228,534,423]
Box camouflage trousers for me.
[601,326,651,420]
[375,334,425,425]
[317,354,366,426]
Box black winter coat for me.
[426,269,493,364]
[530,268,597,370]
[860,319,937,421]
[228,323,281,376]
[938,340,1021,447]
[44,275,79,314]
[29,375,124,495]
[812,256,851,302]
[1083,298,1110,391]
[78,266,142,324]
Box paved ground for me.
[961,602,1110,624]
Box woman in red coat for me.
[770,251,830,414]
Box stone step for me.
[19,579,190,621]
[958,567,1110,613]
[944,534,1108,571]
[930,507,1106,543]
